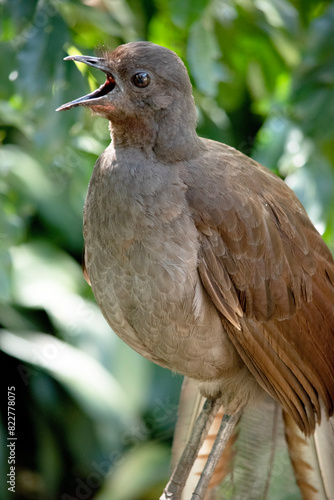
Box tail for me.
[284,409,334,499]
[172,378,236,500]
[172,378,334,499]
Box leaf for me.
[187,20,228,96]
[0,329,136,423]
[290,4,334,143]
[0,145,83,251]
[16,13,70,97]
[95,442,170,500]
[168,0,210,28]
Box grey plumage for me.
[57,41,334,499]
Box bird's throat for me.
[108,112,159,154]
[109,96,202,161]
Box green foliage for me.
[1,0,333,498]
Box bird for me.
[57,41,334,499]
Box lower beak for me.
[56,55,116,111]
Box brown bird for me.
[57,42,334,499]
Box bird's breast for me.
[82,148,238,379]
[83,150,197,343]
[83,148,199,305]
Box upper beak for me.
[56,55,116,111]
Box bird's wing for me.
[186,140,334,433]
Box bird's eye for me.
[131,72,151,88]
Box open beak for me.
[56,55,116,111]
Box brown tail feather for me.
[284,410,334,500]
[190,405,237,498]
[172,378,237,499]
[313,414,334,498]
[173,380,334,499]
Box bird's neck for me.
[108,112,156,153]
[109,97,202,162]
[155,97,202,162]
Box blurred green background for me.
[1,0,334,499]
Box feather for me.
[313,415,334,499]
[172,378,237,500]
[216,395,301,499]
[172,378,203,467]
[189,141,334,434]
[284,410,334,499]
[186,405,237,499]
[173,387,334,499]
[172,382,308,500]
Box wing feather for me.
[186,140,334,433]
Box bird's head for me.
[57,42,200,158]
